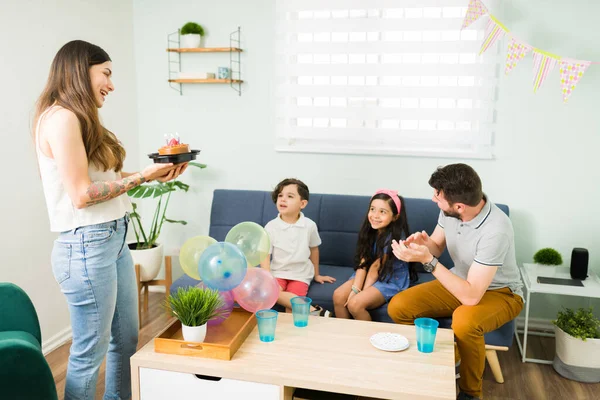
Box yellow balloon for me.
[225,222,271,267]
[179,236,217,280]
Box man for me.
[389,163,524,400]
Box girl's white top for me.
[35,107,132,232]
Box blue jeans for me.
[51,215,138,400]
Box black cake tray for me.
[148,150,200,164]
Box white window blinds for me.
[275,0,499,159]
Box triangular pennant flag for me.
[532,50,559,92]
[505,38,532,74]
[559,60,590,102]
[479,17,507,55]
[462,0,488,30]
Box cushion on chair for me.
[0,283,42,344]
[0,331,41,349]
[0,336,58,400]
[307,265,353,312]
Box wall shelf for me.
[168,79,243,84]
[167,27,243,96]
[167,47,242,53]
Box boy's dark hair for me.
[354,194,417,283]
[271,178,310,203]
[428,163,483,206]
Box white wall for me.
[0,0,138,351]
[132,0,600,320]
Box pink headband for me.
[373,189,401,213]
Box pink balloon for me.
[196,282,235,326]
[232,268,280,313]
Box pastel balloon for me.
[232,267,280,313]
[199,242,248,291]
[179,236,217,280]
[225,222,271,267]
[196,282,235,327]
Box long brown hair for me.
[33,40,125,172]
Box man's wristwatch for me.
[423,256,438,273]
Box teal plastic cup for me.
[415,317,439,353]
[290,296,312,327]
[255,309,278,342]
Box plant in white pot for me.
[552,307,600,382]
[166,286,225,342]
[127,162,206,282]
[180,22,205,48]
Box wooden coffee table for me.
[131,314,455,399]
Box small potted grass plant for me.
[533,248,563,265]
[166,287,225,342]
[180,22,205,48]
[552,307,600,382]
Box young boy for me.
[260,178,336,316]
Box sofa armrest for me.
[0,283,42,345]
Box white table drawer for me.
[139,367,280,399]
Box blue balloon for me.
[198,242,248,291]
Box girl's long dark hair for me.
[354,194,417,282]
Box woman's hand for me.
[141,163,176,182]
[155,162,188,183]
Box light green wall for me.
[132,0,600,320]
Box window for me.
[274,0,499,159]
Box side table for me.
[515,263,600,364]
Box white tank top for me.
[35,107,132,232]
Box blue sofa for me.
[171,190,515,354]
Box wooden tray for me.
[154,308,256,360]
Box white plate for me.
[369,332,410,352]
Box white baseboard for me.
[42,325,72,355]
[515,316,554,333]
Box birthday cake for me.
[158,135,190,155]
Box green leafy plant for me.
[533,248,563,265]
[553,307,600,341]
[166,287,225,327]
[181,22,205,36]
[127,162,206,250]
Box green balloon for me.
[225,222,271,267]
[179,235,217,280]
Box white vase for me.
[182,323,207,342]
[129,243,163,282]
[553,325,600,382]
[180,34,201,48]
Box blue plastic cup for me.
[255,309,278,342]
[415,317,439,353]
[290,296,312,327]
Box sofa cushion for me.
[306,265,354,312]
[0,331,40,349]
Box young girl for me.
[333,189,416,321]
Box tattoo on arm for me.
[85,172,145,207]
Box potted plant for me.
[127,162,206,281]
[180,22,205,48]
[552,307,600,382]
[166,286,225,342]
[533,248,563,265]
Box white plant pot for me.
[181,323,207,343]
[553,326,600,382]
[129,243,163,282]
[180,34,201,48]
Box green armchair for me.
[0,282,58,400]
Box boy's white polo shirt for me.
[264,212,322,285]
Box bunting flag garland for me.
[532,50,558,93]
[505,38,532,75]
[461,0,488,30]
[462,0,596,101]
[479,17,507,55]
[559,60,590,103]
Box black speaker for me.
[570,248,589,280]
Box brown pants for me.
[388,280,523,398]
